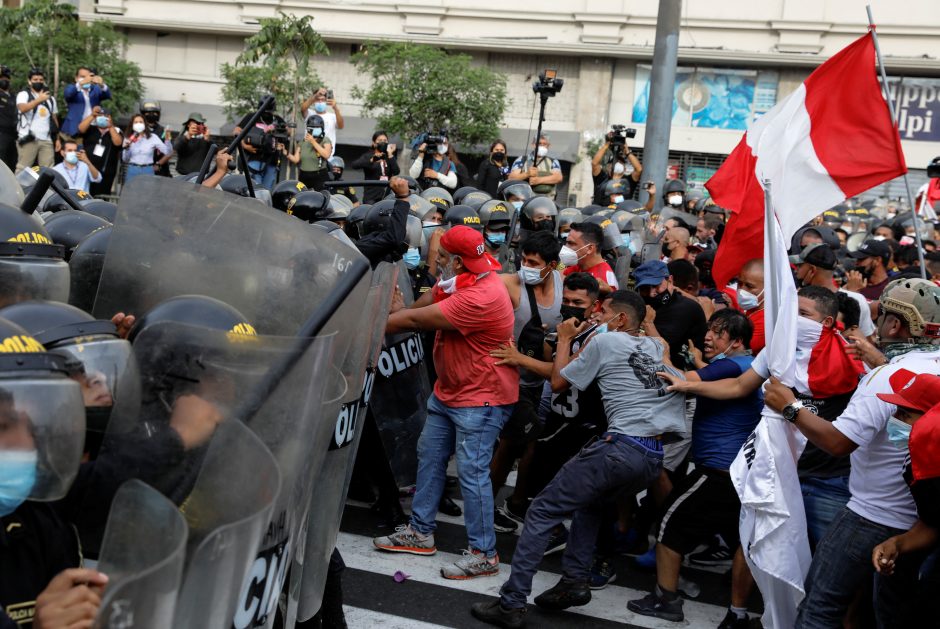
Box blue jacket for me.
[61,83,111,136]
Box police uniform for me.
[0,503,81,628]
[0,90,17,172]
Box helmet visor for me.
[0,257,69,308]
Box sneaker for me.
[626,585,685,622]
[543,526,568,556]
[494,509,519,534]
[372,525,436,555]
[500,499,528,524]
[717,609,750,629]
[533,578,591,610]
[677,575,700,599]
[439,495,463,517]
[470,599,526,628]
[634,546,657,570]
[441,549,500,580]
[588,556,617,590]
[687,536,733,567]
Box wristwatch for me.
[782,400,804,423]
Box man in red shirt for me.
[736,258,765,354]
[561,222,618,295]
[374,226,519,580]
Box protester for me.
[15,68,58,173]
[736,258,766,353]
[60,67,110,141]
[633,260,707,370]
[477,140,511,197]
[508,135,563,200]
[52,140,101,194]
[661,227,692,262]
[78,106,122,196]
[846,239,893,300]
[121,113,169,186]
[791,243,876,338]
[173,112,212,176]
[561,222,618,294]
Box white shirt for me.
[839,288,876,337]
[16,90,57,141]
[53,161,101,194]
[305,108,337,156]
[832,347,940,529]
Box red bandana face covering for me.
[432,272,485,303]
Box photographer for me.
[282,114,332,191]
[61,67,110,142]
[52,139,101,193]
[591,127,642,205]
[477,140,511,197]
[173,113,212,176]
[15,68,59,173]
[78,106,122,196]
[350,130,400,204]
[508,134,562,199]
[409,133,458,191]
[301,87,343,156]
[234,105,284,190]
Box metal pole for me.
[763,179,779,343]
[866,5,927,279]
[641,0,682,213]
[194,143,219,184]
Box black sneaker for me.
[626,586,684,622]
[439,495,462,517]
[470,599,526,628]
[501,499,528,524]
[534,579,591,610]
[543,525,568,556]
[494,509,519,534]
[686,537,733,567]
[717,609,750,629]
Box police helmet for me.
[520,196,558,234]
[0,203,68,307]
[68,226,110,314]
[16,166,69,196]
[478,200,512,228]
[461,190,493,212]
[328,156,345,172]
[583,214,625,251]
[615,199,644,213]
[219,174,253,197]
[326,197,351,224]
[362,199,400,237]
[558,208,583,232]
[272,179,307,212]
[42,188,93,214]
[580,204,607,217]
[345,204,371,241]
[43,211,111,261]
[663,179,686,196]
[81,200,118,223]
[498,180,533,203]
[453,187,478,205]
[603,179,630,199]
[405,214,423,249]
[611,209,642,233]
[286,190,332,223]
[400,175,422,194]
[444,205,483,232]
[139,100,161,114]
[420,186,454,211]
[312,220,358,249]
[128,295,254,343]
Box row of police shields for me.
[3,171,429,629]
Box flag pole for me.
[866,5,927,279]
[763,178,778,341]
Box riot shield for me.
[0,159,24,207]
[614,253,632,291]
[93,480,187,629]
[291,262,397,623]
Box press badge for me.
[93,144,105,157]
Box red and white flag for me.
[708,32,907,287]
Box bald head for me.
[739,258,764,296]
[667,227,691,246]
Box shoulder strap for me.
[523,281,543,328]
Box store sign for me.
[887,77,939,142]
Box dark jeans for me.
[796,507,920,629]
[499,435,662,609]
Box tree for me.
[352,41,508,150]
[0,0,143,115]
[219,12,328,126]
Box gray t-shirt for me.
[560,332,686,437]
[514,270,563,388]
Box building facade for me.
[79,0,940,204]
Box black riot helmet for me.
[43,211,111,261]
[461,190,492,211]
[603,179,631,202]
[497,180,533,205]
[453,187,478,205]
[81,200,118,223]
[328,156,345,176]
[139,100,161,124]
[478,200,512,229]
[286,190,332,223]
[583,214,625,251]
[662,179,687,207]
[420,186,454,212]
[305,114,326,138]
[346,203,371,241]
[271,179,307,212]
[361,198,400,237]
[520,196,558,234]
[219,174,254,197]
[444,205,483,232]
[400,175,421,194]
[615,199,644,213]
[41,188,93,214]
[67,226,110,314]
[16,166,69,197]
[128,295,255,344]
[0,202,68,308]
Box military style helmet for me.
[497,181,533,203]
[325,197,350,224]
[272,179,307,212]
[43,211,111,261]
[444,205,483,232]
[615,199,644,213]
[478,200,512,228]
[420,186,454,211]
[461,190,492,211]
[81,200,118,223]
[611,209,641,233]
[16,166,68,197]
[520,196,558,233]
[879,278,940,339]
[286,190,331,223]
[139,100,161,113]
[663,179,686,196]
[399,176,422,194]
[405,214,423,249]
[580,204,606,217]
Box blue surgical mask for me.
[595,323,608,335]
[520,265,545,286]
[95,115,109,127]
[709,352,727,363]
[737,288,762,311]
[64,151,78,165]
[81,81,92,90]
[403,247,421,270]
[310,127,323,138]
[314,102,328,113]
[0,450,38,516]
[486,232,506,246]
[886,416,912,449]
[512,201,524,211]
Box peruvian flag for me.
[708,32,907,288]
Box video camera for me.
[532,69,564,97]
[244,114,293,156]
[424,129,449,148]
[607,124,637,158]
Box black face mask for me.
[0,79,9,91]
[31,81,45,92]
[857,263,873,279]
[492,151,505,161]
[535,220,555,233]
[376,141,388,152]
[559,304,588,323]
[644,290,672,310]
[661,242,671,257]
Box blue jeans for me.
[124,163,155,186]
[796,507,917,629]
[800,475,851,549]
[247,159,278,190]
[409,394,513,558]
[499,435,663,609]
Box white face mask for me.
[536,146,548,158]
[737,288,762,311]
[612,195,624,205]
[667,193,683,207]
[612,162,625,175]
[796,316,824,351]
[559,244,588,267]
[437,144,448,155]
[520,265,545,286]
[132,122,146,134]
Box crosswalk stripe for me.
[335,531,729,628]
[343,605,450,628]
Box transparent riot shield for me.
[614,253,632,291]
[93,480,187,629]
[291,262,397,623]
[0,159,24,208]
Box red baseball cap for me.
[440,225,500,274]
[876,368,940,412]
